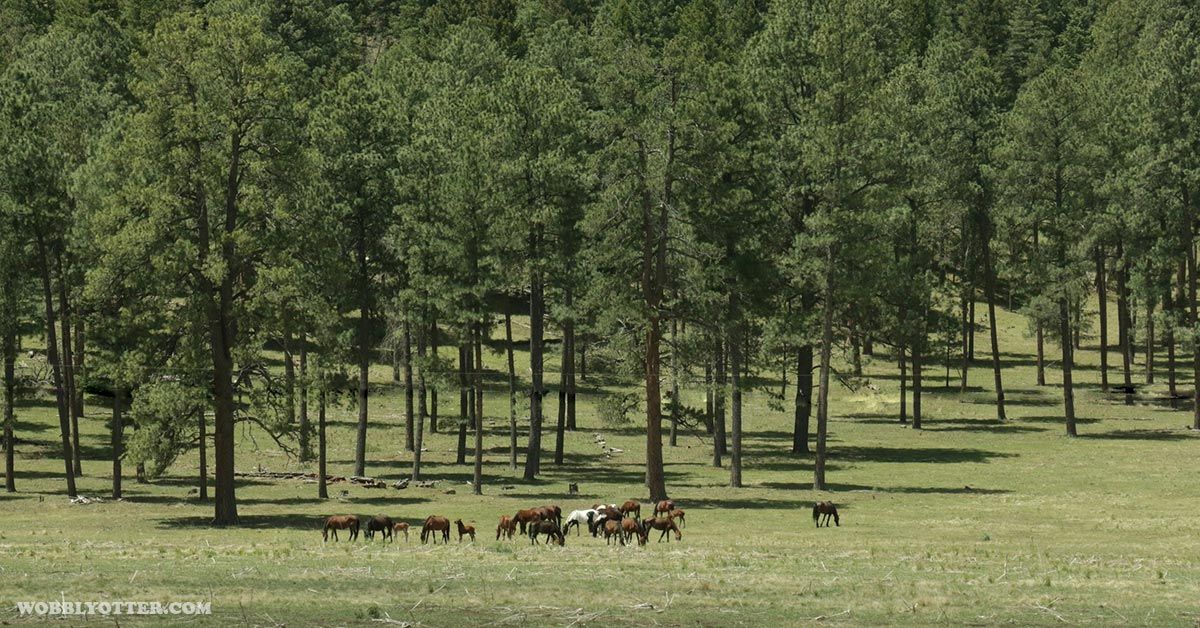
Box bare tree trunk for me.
[298,341,310,462]
[968,298,976,360]
[1036,323,1046,386]
[431,320,440,433]
[555,323,567,464]
[353,303,370,477]
[1190,240,1200,430]
[1097,250,1108,392]
[197,407,207,500]
[524,229,545,480]
[849,323,863,377]
[473,323,484,495]
[813,252,835,492]
[111,388,123,499]
[283,329,295,427]
[913,334,923,430]
[414,326,428,480]
[56,251,81,477]
[3,332,14,492]
[669,318,679,447]
[1061,298,1077,437]
[898,344,908,424]
[1146,297,1155,384]
[793,345,813,452]
[984,240,1006,421]
[729,322,742,488]
[458,342,469,466]
[704,356,714,435]
[505,312,517,470]
[36,234,76,498]
[403,321,414,449]
[318,388,328,499]
[713,339,726,467]
[959,291,969,393]
[1117,245,1133,392]
[1166,283,1177,398]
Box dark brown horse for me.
[392,521,410,542]
[364,514,394,541]
[812,501,839,527]
[668,508,686,528]
[598,504,621,523]
[603,519,625,546]
[528,520,565,546]
[323,515,360,542]
[455,519,476,542]
[653,499,675,517]
[619,500,641,521]
[496,515,516,540]
[642,516,682,542]
[540,504,563,528]
[621,517,647,546]
[421,516,451,544]
[513,508,544,534]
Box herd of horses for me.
[323,499,840,546]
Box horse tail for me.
[812,504,819,521]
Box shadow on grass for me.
[829,445,1016,464]
[760,481,1010,495]
[1018,415,1102,425]
[1078,429,1196,441]
[156,513,326,531]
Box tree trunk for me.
[354,304,370,477]
[793,344,813,452]
[318,388,328,499]
[37,234,76,498]
[473,323,484,495]
[298,340,310,462]
[983,240,1006,421]
[1166,284,1177,398]
[430,320,440,433]
[913,333,923,430]
[197,407,207,500]
[414,326,428,480]
[899,344,908,424]
[968,297,976,360]
[4,332,15,492]
[729,322,742,488]
[813,252,835,492]
[704,357,714,435]
[524,230,545,480]
[849,323,863,378]
[566,288,577,432]
[458,343,468,466]
[56,251,81,477]
[555,323,567,464]
[111,388,123,499]
[1146,297,1155,384]
[1061,298,1077,437]
[713,339,726,467]
[1036,323,1046,386]
[959,292,969,393]
[1190,240,1200,430]
[1097,250,1108,392]
[1117,246,1133,392]
[283,329,296,426]
[505,312,517,470]
[403,320,414,449]
[669,318,679,447]
[641,132,669,502]
[73,310,85,461]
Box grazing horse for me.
[619,500,642,521]
[668,508,686,528]
[323,515,360,542]
[513,508,544,535]
[812,501,840,528]
[364,515,394,541]
[653,500,675,518]
[598,504,621,522]
[563,509,600,536]
[392,521,410,542]
[642,517,682,542]
[528,520,565,546]
[539,504,563,528]
[603,519,625,546]
[421,516,451,544]
[454,519,476,543]
[496,515,516,540]
[621,517,647,546]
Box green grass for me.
[2,300,1200,626]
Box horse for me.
[455,519,476,543]
[603,519,625,546]
[323,515,360,542]
[642,516,682,542]
[392,521,410,542]
[668,508,686,528]
[421,515,451,544]
[812,501,840,527]
[539,504,563,528]
[513,508,544,535]
[364,515,394,541]
[598,504,621,522]
[619,500,641,521]
[528,520,565,546]
[653,500,675,517]
[496,515,516,540]
[621,517,647,546]
[563,509,600,536]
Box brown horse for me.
[455,519,476,542]
[668,508,686,528]
[496,515,516,540]
[653,499,675,517]
[392,521,410,542]
[513,508,544,535]
[540,504,563,528]
[812,501,839,527]
[619,500,641,521]
[421,516,451,544]
[323,515,360,542]
[621,517,647,546]
[598,504,621,522]
[603,519,625,546]
[528,520,565,546]
[364,514,394,541]
[642,516,682,542]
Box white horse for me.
[563,509,600,536]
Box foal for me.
[392,521,410,542]
[603,519,624,546]
[528,520,565,546]
[812,501,840,528]
[668,508,686,528]
[454,519,476,543]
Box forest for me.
[1,0,1198,533]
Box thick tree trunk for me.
[197,407,207,500]
[403,321,414,449]
[524,234,545,480]
[1190,241,1200,430]
[1146,298,1155,384]
[4,333,15,492]
[1097,250,1109,392]
[298,341,310,462]
[793,344,813,452]
[641,134,668,502]
[318,388,328,499]
[1036,323,1046,386]
[1061,299,1077,437]
[813,255,835,492]
[473,324,484,495]
[505,312,517,470]
[1117,247,1133,392]
[56,252,81,478]
[729,322,742,488]
[414,327,428,480]
[111,388,123,499]
[713,339,726,467]
[983,241,1006,421]
[37,234,76,498]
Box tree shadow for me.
[156,514,326,531]
[1018,415,1102,425]
[822,482,1011,495]
[829,446,1016,464]
[925,422,1049,434]
[1078,429,1196,441]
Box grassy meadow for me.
[2,299,1200,626]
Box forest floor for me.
[2,300,1200,626]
